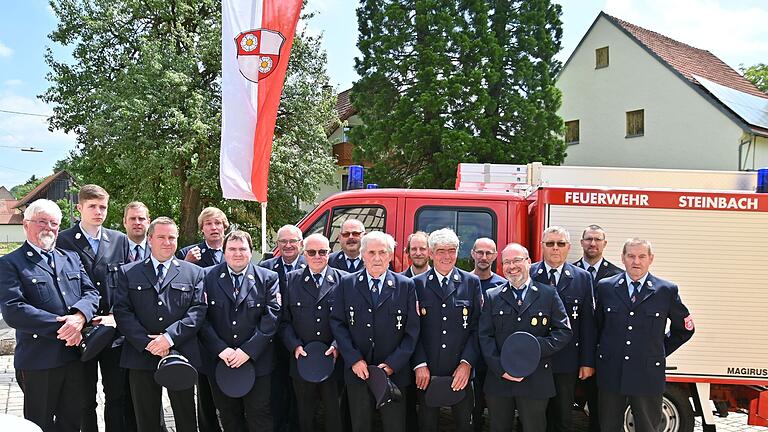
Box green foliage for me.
[351,0,565,189]
[10,175,43,199]
[741,63,768,93]
[42,0,338,244]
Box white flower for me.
[240,33,258,52]
[258,56,273,73]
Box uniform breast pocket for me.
[65,271,83,297]
[529,309,550,331]
[106,262,123,288]
[646,310,666,334]
[491,303,513,331]
[169,283,193,307]
[24,275,51,304]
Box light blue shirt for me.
[311,267,328,286]
[79,223,102,255]
[366,271,386,291]
[149,256,174,347]
[625,273,649,298]
[128,238,147,260]
[509,277,533,301]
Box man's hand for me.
[352,360,369,380]
[415,365,431,390]
[56,312,86,345]
[145,334,171,357]
[501,372,523,382]
[219,347,236,365]
[451,362,471,391]
[378,363,393,376]
[183,246,202,263]
[325,345,338,360]
[91,314,116,327]
[230,348,250,368]
[294,345,307,359]
[579,366,595,380]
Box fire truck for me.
[289,162,768,432]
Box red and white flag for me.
[220,0,302,202]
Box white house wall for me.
[0,225,24,243]
[557,17,745,171]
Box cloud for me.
[0,41,13,58]
[3,79,23,87]
[604,0,768,69]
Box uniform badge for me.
[647,281,653,287]
[387,280,393,287]
[247,274,254,280]
[462,307,469,316]
[531,317,538,326]
[358,275,364,282]
[219,272,226,278]
[26,251,33,257]
[304,276,310,282]
[453,274,459,281]
[531,286,538,291]
[327,275,334,283]
[396,315,403,330]
[537,268,543,274]
[542,317,548,326]
[564,270,571,277]
[349,309,355,326]
[300,264,306,268]
[172,260,179,266]
[428,274,434,281]
[684,315,695,331]
[603,262,608,267]
[201,248,207,253]
[421,307,427,316]
[75,232,82,239]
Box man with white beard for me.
[0,199,99,431]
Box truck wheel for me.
[623,386,695,432]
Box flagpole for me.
[261,201,268,258]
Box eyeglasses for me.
[473,250,496,257]
[305,249,330,257]
[27,219,60,229]
[581,237,605,243]
[543,241,568,248]
[340,231,363,238]
[502,257,528,265]
[277,238,301,245]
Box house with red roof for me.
[558,12,768,171]
[0,186,24,243]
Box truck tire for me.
[623,385,695,432]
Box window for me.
[595,46,609,68]
[303,210,328,237]
[341,174,350,191]
[342,126,352,143]
[626,109,644,137]
[328,206,386,251]
[565,120,579,144]
[415,207,496,271]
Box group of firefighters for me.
[0,183,695,432]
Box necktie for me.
[313,273,323,287]
[587,266,596,281]
[285,263,294,273]
[133,245,142,262]
[441,277,449,297]
[232,273,242,296]
[347,258,356,272]
[371,278,380,305]
[41,250,54,270]
[156,264,166,285]
[212,249,222,264]
[631,281,641,303]
[549,268,558,286]
[513,286,525,306]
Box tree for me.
[42,0,338,244]
[351,0,565,189]
[741,63,768,93]
[10,175,42,199]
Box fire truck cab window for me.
[329,206,386,251]
[303,210,329,237]
[416,208,495,271]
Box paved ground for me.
[0,325,763,431]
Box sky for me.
[1,0,767,191]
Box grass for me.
[0,242,22,257]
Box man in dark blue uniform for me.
[175,206,229,432]
[530,226,595,432]
[573,224,622,432]
[0,199,99,432]
[57,184,133,432]
[281,233,347,432]
[330,231,420,432]
[595,238,694,432]
[123,201,152,263]
[200,230,281,432]
[328,219,365,273]
[412,228,482,432]
[259,224,306,432]
[401,231,430,278]
[469,237,505,431]
[114,217,207,432]
[479,243,572,432]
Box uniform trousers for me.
[472,368,488,432]
[598,388,662,432]
[272,347,299,432]
[346,379,406,432]
[581,375,601,432]
[16,361,85,432]
[209,374,272,432]
[405,384,419,432]
[197,373,222,432]
[547,372,577,432]
[128,369,197,432]
[292,375,342,432]
[81,344,133,432]
[486,394,548,432]
[417,382,474,432]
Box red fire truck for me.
[289,162,768,432]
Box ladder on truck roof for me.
[455,162,758,194]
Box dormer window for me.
[596,46,609,68]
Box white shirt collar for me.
[581,257,603,271]
[79,222,102,241]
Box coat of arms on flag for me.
[234,29,286,82]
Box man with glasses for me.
[572,224,621,432]
[412,228,481,432]
[0,199,99,432]
[260,224,308,286]
[401,231,430,278]
[479,243,571,432]
[57,184,133,432]
[329,219,366,273]
[595,238,694,432]
[469,237,505,431]
[531,226,595,432]
[280,233,347,432]
[200,230,281,431]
